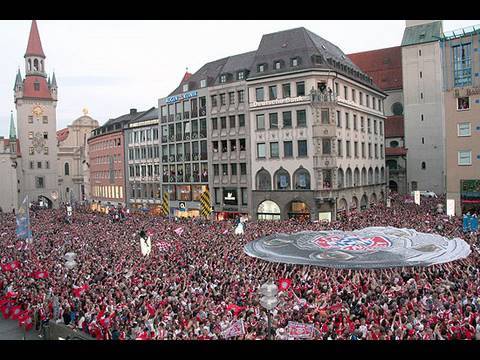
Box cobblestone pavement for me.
[0,318,42,340]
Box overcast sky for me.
[1,20,479,135]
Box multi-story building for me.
[248,27,387,221]
[14,20,59,208]
[124,107,162,211]
[208,52,255,220]
[349,46,407,194]
[401,20,445,195]
[158,72,210,218]
[88,110,136,210]
[440,24,480,215]
[57,110,99,203]
[0,113,19,213]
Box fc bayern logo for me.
[313,234,392,251]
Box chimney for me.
[130,108,137,115]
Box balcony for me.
[199,107,207,117]
[311,90,336,105]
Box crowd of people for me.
[0,194,479,340]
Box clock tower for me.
[14,20,59,208]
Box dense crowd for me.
[0,194,479,340]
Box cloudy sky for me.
[1,20,479,135]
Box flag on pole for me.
[18,310,33,331]
[73,284,89,298]
[157,241,172,252]
[31,271,49,279]
[278,278,292,291]
[200,189,212,218]
[222,319,245,339]
[16,195,32,241]
[174,227,184,236]
[161,192,170,217]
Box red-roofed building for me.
[349,46,407,194]
[14,20,59,209]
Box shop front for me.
[461,179,480,213]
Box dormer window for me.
[34,81,40,91]
[291,57,299,67]
[183,84,189,92]
[220,74,227,83]
[274,61,281,70]
[237,71,244,80]
[258,64,266,73]
[200,79,207,88]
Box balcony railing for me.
[311,90,336,104]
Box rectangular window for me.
[296,81,305,96]
[458,122,471,137]
[346,140,351,157]
[298,140,307,157]
[322,139,331,155]
[321,109,329,124]
[45,161,49,169]
[257,143,266,158]
[221,117,227,129]
[211,95,217,107]
[229,92,235,105]
[375,144,378,158]
[368,143,372,158]
[336,111,341,128]
[222,164,228,176]
[453,43,472,87]
[367,118,371,133]
[353,114,357,130]
[379,121,383,135]
[28,131,33,139]
[458,150,472,165]
[256,114,265,130]
[354,141,358,157]
[345,113,350,129]
[361,116,365,132]
[359,92,363,105]
[337,140,343,157]
[335,82,339,96]
[35,176,45,189]
[213,164,219,176]
[240,163,247,175]
[29,161,34,169]
[282,83,291,98]
[241,188,248,205]
[230,139,236,152]
[238,90,245,103]
[231,163,237,176]
[200,79,207,88]
[220,93,226,106]
[270,142,279,158]
[374,119,377,134]
[42,116,48,124]
[380,144,384,159]
[269,85,277,100]
[28,116,33,123]
[238,72,244,80]
[366,94,370,108]
[284,141,293,158]
[239,138,246,151]
[296,110,307,127]
[269,113,278,129]
[282,111,292,128]
[344,86,348,100]
[256,87,264,102]
[212,117,218,130]
[361,142,365,158]
[229,115,236,129]
[352,89,356,103]
[238,114,245,127]
[44,147,49,155]
[220,75,226,83]
[457,97,470,110]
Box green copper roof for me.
[13,69,22,91]
[9,111,16,140]
[401,21,443,46]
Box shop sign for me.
[223,189,238,205]
[454,87,480,98]
[250,95,310,108]
[179,202,186,211]
[166,91,198,104]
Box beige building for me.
[401,20,446,195]
[441,25,480,215]
[57,110,99,203]
[0,113,19,213]
[14,20,59,208]
[248,28,387,221]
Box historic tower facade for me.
[14,20,59,208]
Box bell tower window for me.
[33,59,39,71]
[28,59,32,71]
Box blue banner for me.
[16,196,32,240]
[471,215,478,233]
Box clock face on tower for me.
[32,132,46,153]
[32,106,43,117]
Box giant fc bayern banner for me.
[244,227,471,269]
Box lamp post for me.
[259,281,278,340]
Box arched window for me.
[370,193,377,204]
[380,167,385,182]
[337,198,348,212]
[64,162,70,176]
[257,200,281,221]
[28,59,32,71]
[274,168,291,190]
[421,162,426,170]
[337,168,344,188]
[351,196,358,210]
[293,167,311,190]
[345,168,353,187]
[368,168,373,185]
[40,60,44,72]
[374,167,380,184]
[33,59,39,71]
[361,167,367,186]
[354,168,360,186]
[256,169,271,190]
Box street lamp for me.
[259,281,278,340]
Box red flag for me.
[146,303,156,317]
[226,304,245,317]
[5,291,18,299]
[1,305,11,319]
[278,278,292,291]
[136,331,150,340]
[73,284,89,298]
[18,310,33,331]
[1,261,21,272]
[10,305,22,320]
[174,227,184,236]
[1,263,12,272]
[99,312,115,329]
[96,309,106,322]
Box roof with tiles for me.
[401,21,442,47]
[22,76,52,100]
[25,20,45,58]
[348,46,402,91]
[385,147,407,156]
[385,115,405,138]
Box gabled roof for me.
[22,76,52,100]
[401,21,442,47]
[348,46,402,91]
[181,71,192,83]
[385,115,404,138]
[14,69,22,91]
[128,107,158,125]
[25,20,45,58]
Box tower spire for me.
[9,111,16,140]
[14,68,23,91]
[25,20,45,58]
[51,71,57,87]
